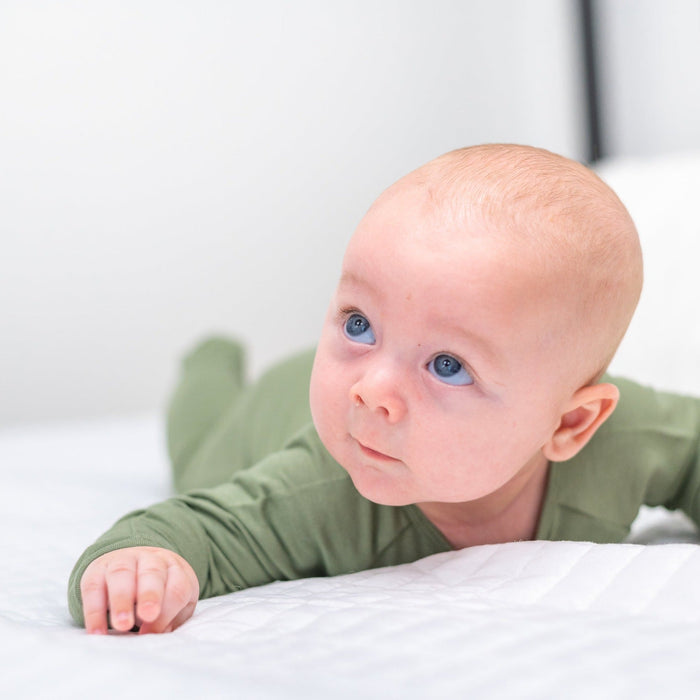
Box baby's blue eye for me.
[344,313,376,345]
[428,354,474,386]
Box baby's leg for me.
[166,337,314,493]
[166,337,247,491]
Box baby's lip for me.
[354,438,400,463]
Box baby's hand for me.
[80,546,199,635]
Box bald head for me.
[373,144,643,385]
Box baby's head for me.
[309,144,642,508]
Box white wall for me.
[597,0,700,157]
[599,152,700,397]
[0,0,584,425]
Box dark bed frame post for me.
[578,0,604,163]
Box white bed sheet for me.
[2,412,700,700]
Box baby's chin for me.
[316,428,420,506]
[350,480,415,507]
[340,463,418,507]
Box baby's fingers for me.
[80,547,197,635]
[139,559,198,634]
[80,567,109,635]
[134,552,169,624]
[104,553,140,632]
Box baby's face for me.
[309,184,578,507]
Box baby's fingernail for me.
[140,602,157,619]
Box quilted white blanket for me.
[2,413,700,699]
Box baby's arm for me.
[80,546,199,635]
[68,426,354,631]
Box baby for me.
[69,144,700,634]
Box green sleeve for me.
[538,376,700,542]
[67,426,448,626]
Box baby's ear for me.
[542,382,620,462]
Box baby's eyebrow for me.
[338,270,378,296]
[339,270,362,286]
[456,326,501,367]
[431,315,505,376]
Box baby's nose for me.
[349,367,407,423]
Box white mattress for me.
[2,412,700,699]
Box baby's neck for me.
[417,457,551,550]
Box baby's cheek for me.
[308,375,324,430]
[310,389,348,470]
[309,361,341,430]
[309,346,330,412]
[415,422,491,486]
